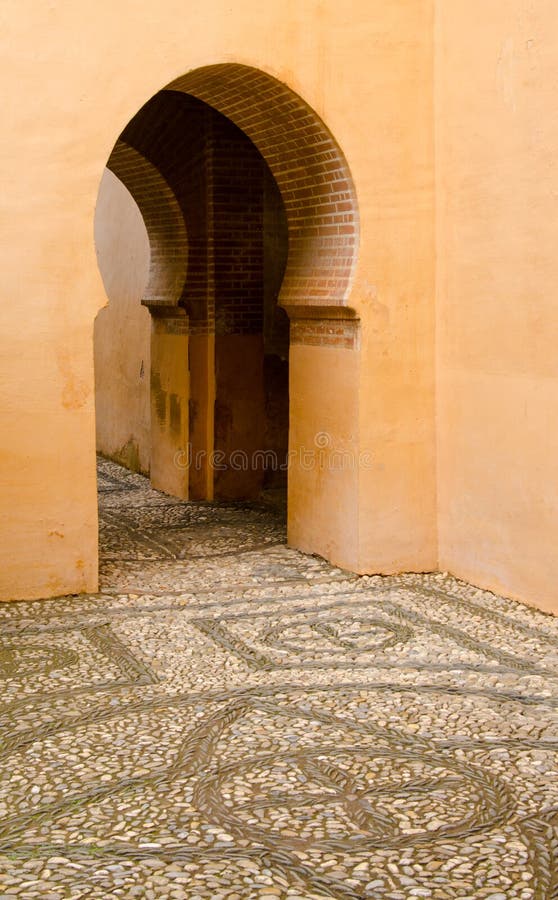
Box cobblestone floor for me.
[1,458,558,899]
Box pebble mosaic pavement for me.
[1,458,558,899]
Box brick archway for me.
[95,63,360,504]
[165,64,359,315]
[104,64,359,323]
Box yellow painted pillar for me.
[188,332,215,501]
[149,309,189,499]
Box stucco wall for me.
[358,0,436,573]
[94,168,151,474]
[0,0,437,601]
[436,1,558,613]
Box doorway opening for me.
[94,64,358,526]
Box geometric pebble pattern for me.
[0,457,557,899]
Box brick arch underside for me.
[106,64,358,318]
[106,142,188,308]
[167,64,358,313]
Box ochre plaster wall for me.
[357,1,437,573]
[436,1,558,613]
[0,0,436,601]
[289,342,360,571]
[94,169,151,474]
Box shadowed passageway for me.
[0,459,557,898]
